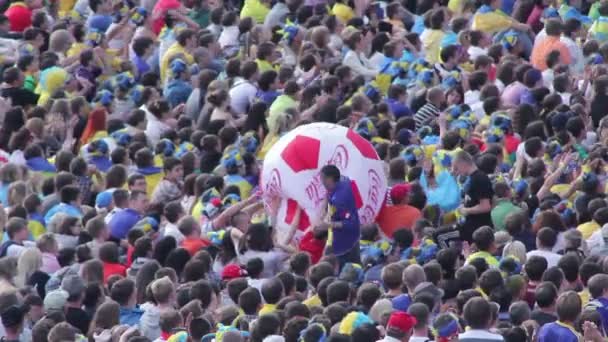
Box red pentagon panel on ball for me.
[350,180,364,209]
[280,135,321,172]
[346,129,379,160]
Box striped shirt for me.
[414,103,440,130]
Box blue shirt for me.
[109,208,142,240]
[328,177,360,255]
[386,98,412,119]
[537,321,581,342]
[131,55,151,79]
[119,306,144,326]
[44,203,83,226]
[165,79,193,108]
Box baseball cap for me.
[390,183,411,204]
[0,305,26,328]
[95,191,113,210]
[369,298,393,324]
[392,294,412,312]
[44,290,69,312]
[61,275,85,299]
[221,264,247,280]
[387,311,417,334]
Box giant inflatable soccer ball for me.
[261,122,388,244]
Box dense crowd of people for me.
[3,0,608,340]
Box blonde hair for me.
[7,181,27,207]
[49,29,73,54]
[36,233,58,253]
[16,248,42,287]
[502,240,527,264]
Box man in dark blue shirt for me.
[315,165,361,267]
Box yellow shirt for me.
[303,294,322,308]
[160,43,194,84]
[256,59,277,73]
[240,0,270,23]
[577,221,600,240]
[448,0,464,14]
[58,0,76,16]
[259,303,277,315]
[579,289,591,307]
[466,251,499,268]
[144,172,165,199]
[331,3,355,24]
[421,29,445,64]
[472,10,514,34]
[67,42,86,58]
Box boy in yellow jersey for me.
[160,28,196,84]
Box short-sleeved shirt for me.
[461,169,493,242]
[531,36,572,71]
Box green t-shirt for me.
[188,8,210,28]
[491,199,522,231]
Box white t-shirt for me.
[163,222,185,244]
[526,249,562,268]
[229,79,258,115]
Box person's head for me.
[261,277,284,305]
[403,264,426,294]
[545,18,563,37]
[542,266,565,292]
[110,278,136,307]
[327,280,350,304]
[479,269,504,297]
[382,262,406,291]
[472,226,496,253]
[537,227,558,249]
[60,185,80,205]
[320,164,341,191]
[509,301,531,326]
[407,302,429,331]
[588,274,608,299]
[451,150,475,176]
[580,262,602,289]
[90,300,120,332]
[163,157,183,182]
[99,242,120,264]
[6,217,28,241]
[239,287,262,315]
[289,252,311,276]
[159,309,183,334]
[151,276,175,305]
[129,190,148,213]
[535,281,558,309]
[463,297,492,329]
[556,291,581,323]
[48,322,77,342]
[128,173,147,192]
[177,216,201,238]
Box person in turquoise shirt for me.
[44,185,83,226]
[491,182,523,231]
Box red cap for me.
[390,183,411,204]
[387,312,417,333]
[221,264,246,280]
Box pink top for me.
[41,252,61,274]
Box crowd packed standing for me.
[6,0,608,340]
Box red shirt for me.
[126,245,135,267]
[4,2,32,32]
[375,204,422,238]
[181,237,211,256]
[103,262,127,283]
